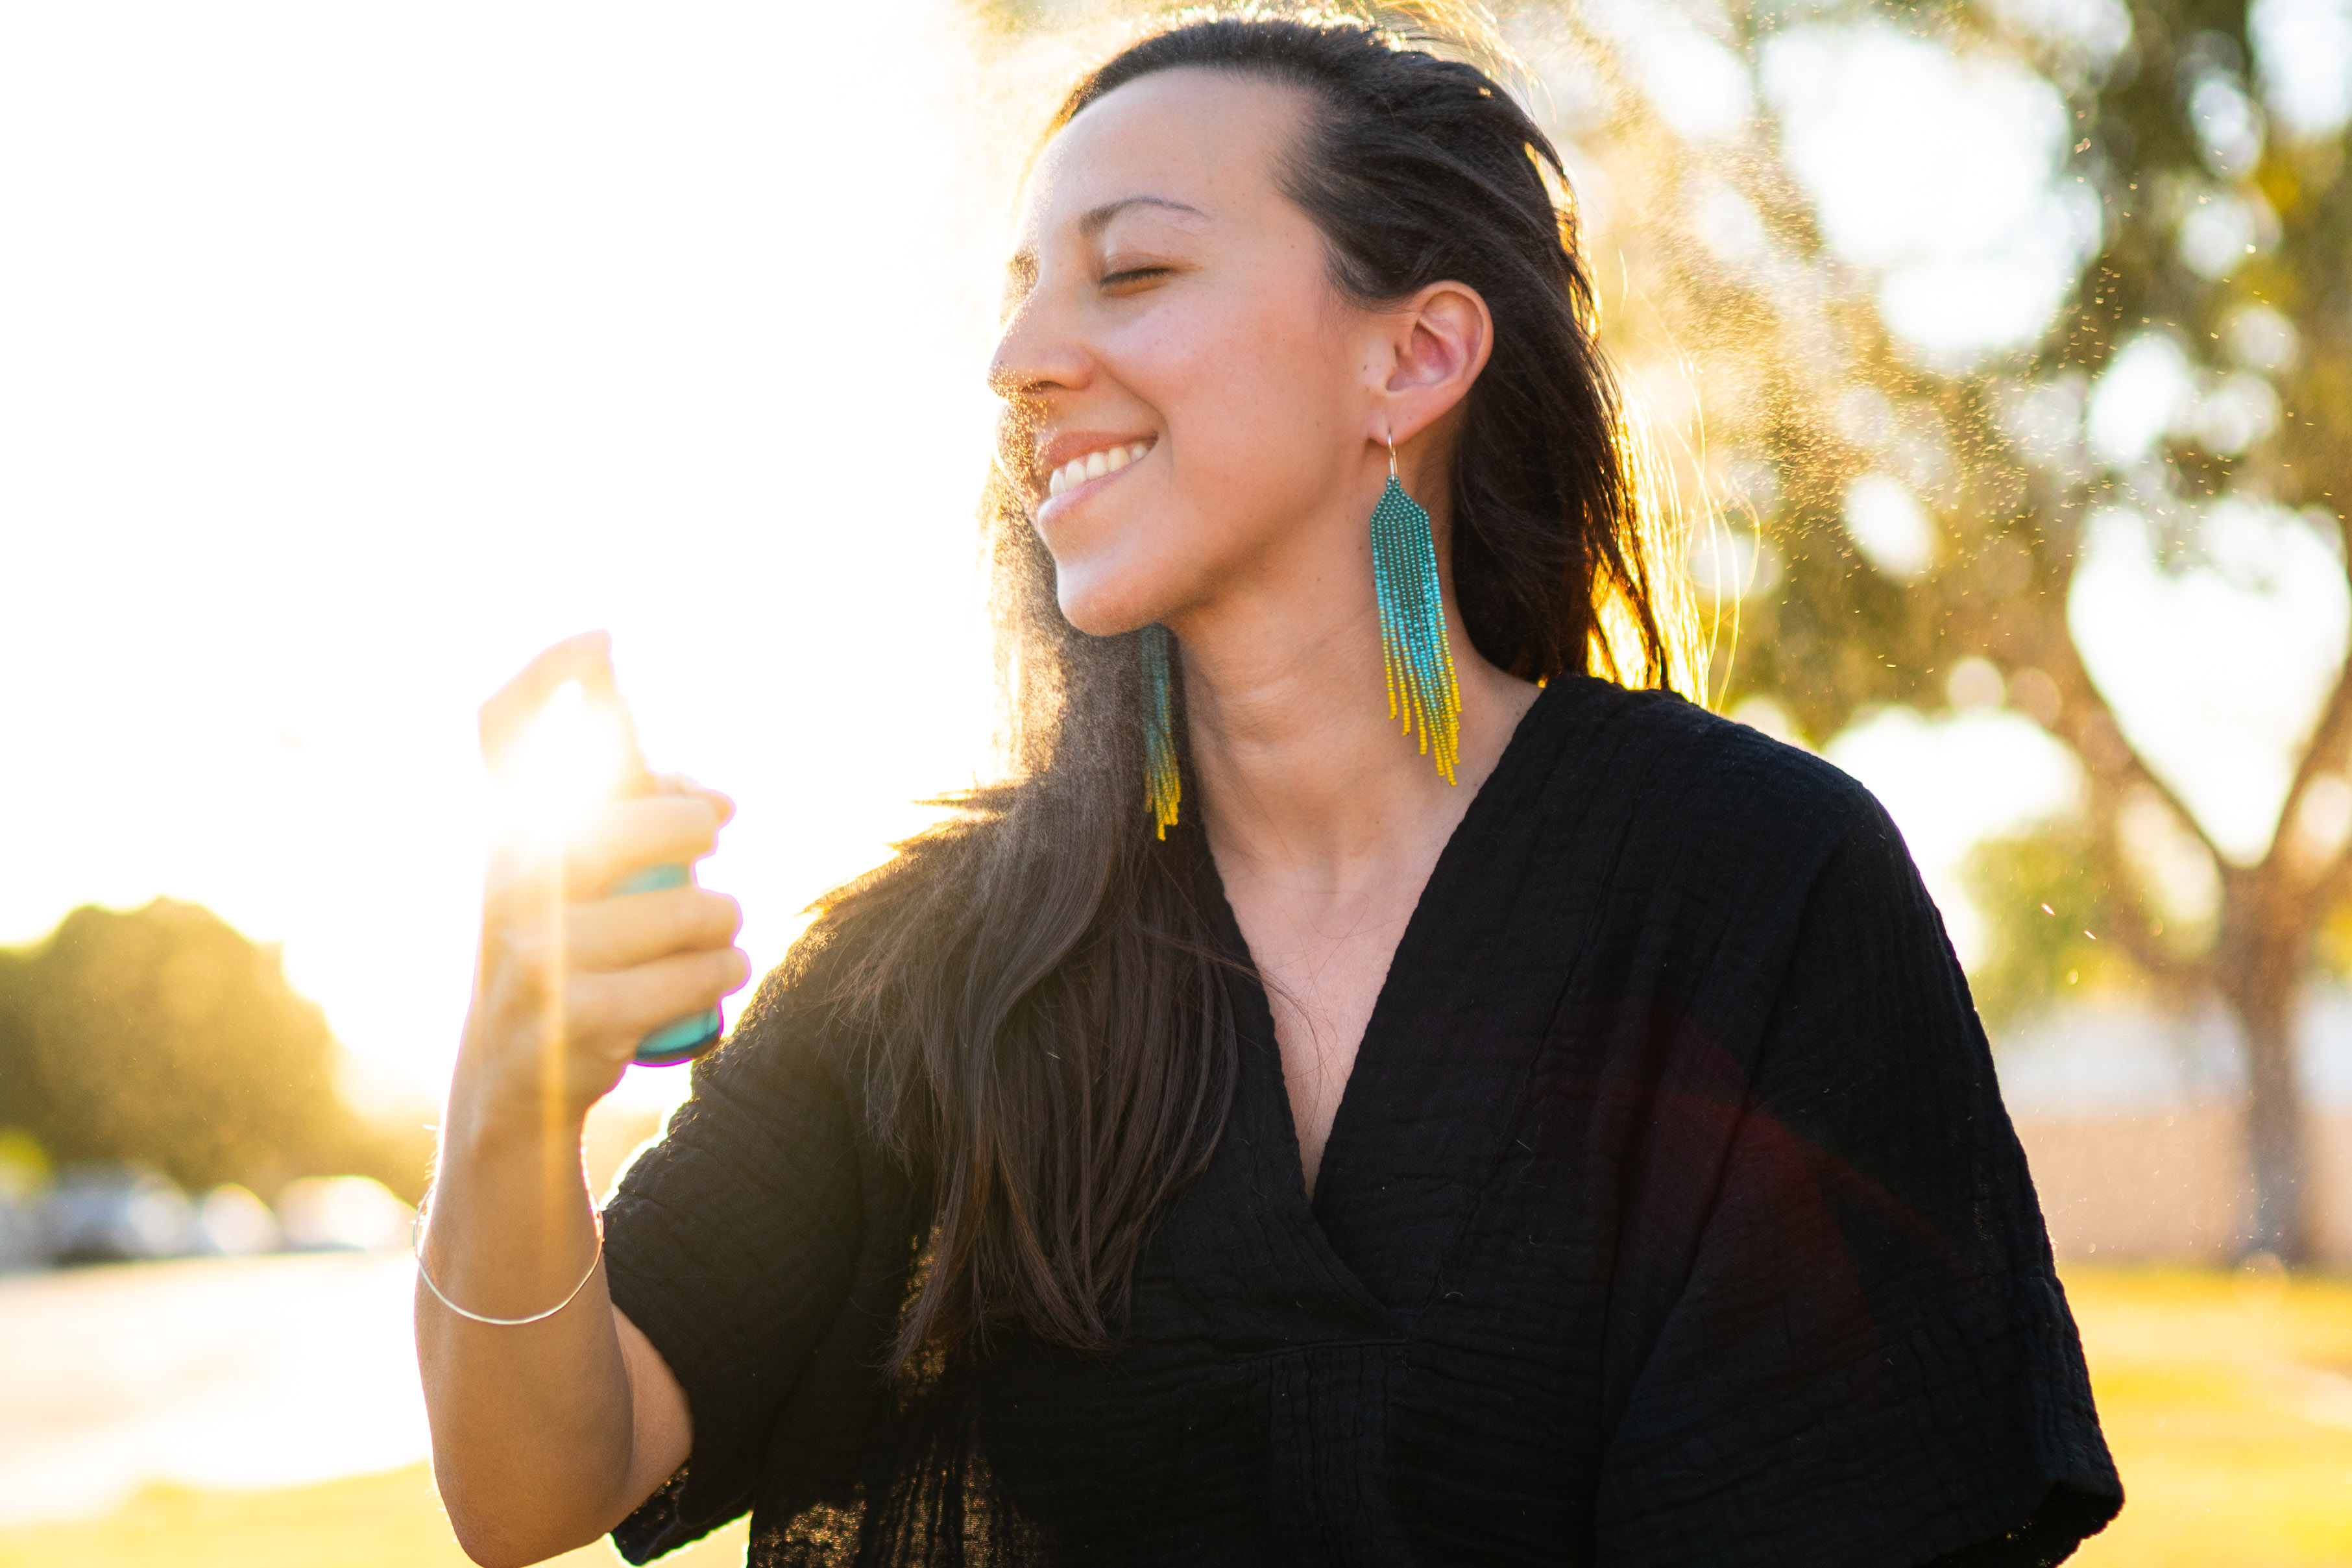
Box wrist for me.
[453,982,631,1134]
[445,1020,594,1163]
[436,1088,588,1187]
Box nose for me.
[987,282,1093,407]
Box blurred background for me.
[1,0,2347,1562]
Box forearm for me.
[415,1086,636,1567]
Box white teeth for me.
[1043,440,1155,500]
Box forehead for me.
[1018,67,1310,241]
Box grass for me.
[0,1265,2345,1566]
[2063,1264,2352,1567]
[0,1465,749,1568]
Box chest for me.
[1220,874,1423,1196]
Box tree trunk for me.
[2222,963,2310,1263]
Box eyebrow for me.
[1077,194,1207,236]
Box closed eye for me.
[1101,266,1172,290]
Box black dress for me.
[601,676,2122,1567]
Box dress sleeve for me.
[598,978,871,1561]
[1593,801,2122,1567]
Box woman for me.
[417,16,2120,1567]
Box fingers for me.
[479,632,614,781]
[568,946,751,1057]
[556,797,725,894]
[468,923,747,1084]
[651,774,736,830]
[564,886,743,973]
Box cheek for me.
[1046,282,1357,633]
[1131,291,1354,564]
[1142,295,1339,490]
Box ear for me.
[1370,281,1492,449]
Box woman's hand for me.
[458,631,751,1138]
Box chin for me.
[1049,547,1196,640]
[1054,575,1156,640]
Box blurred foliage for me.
[1963,823,2149,1027]
[1573,0,2352,752]
[2311,896,2352,977]
[0,901,430,1203]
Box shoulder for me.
[1531,675,1890,878]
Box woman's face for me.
[991,69,1386,638]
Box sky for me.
[2,3,2342,1120]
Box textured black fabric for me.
[601,677,2122,1566]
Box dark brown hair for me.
[798,13,1679,1373]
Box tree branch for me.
[2078,769,2216,995]
[2031,628,2230,867]
[2273,520,2352,916]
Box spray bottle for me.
[576,662,726,1068]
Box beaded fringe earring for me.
[1140,621,1182,838]
[1371,437,1461,783]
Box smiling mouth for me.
[1045,439,1156,499]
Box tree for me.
[0,899,430,1201]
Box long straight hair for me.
[800,14,1682,1374]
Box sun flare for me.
[496,681,644,847]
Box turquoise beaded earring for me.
[1371,437,1461,784]
[1140,621,1181,838]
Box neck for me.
[1170,531,1537,893]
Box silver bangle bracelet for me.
[411,1201,605,1327]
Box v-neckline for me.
[1188,681,1565,1289]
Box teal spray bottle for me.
[576,666,725,1068]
